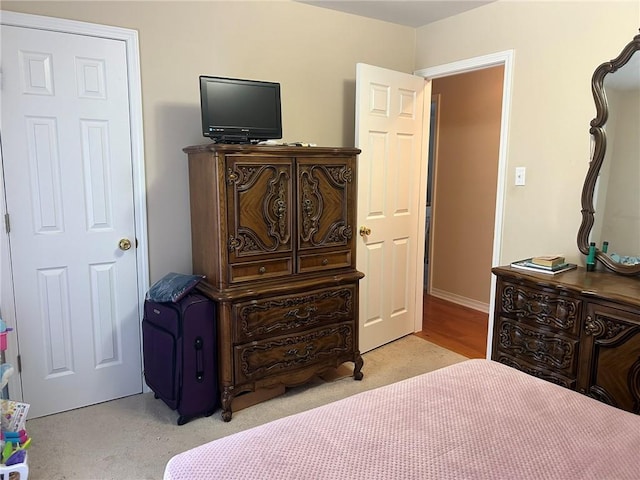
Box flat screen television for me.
[199,75,282,144]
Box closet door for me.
[1,21,144,418]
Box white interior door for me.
[355,63,428,353]
[1,24,143,418]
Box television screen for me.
[199,76,282,143]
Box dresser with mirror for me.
[492,32,640,415]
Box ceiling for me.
[298,1,639,89]
[299,0,496,28]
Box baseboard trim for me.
[429,288,490,314]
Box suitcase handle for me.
[194,336,205,383]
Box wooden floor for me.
[414,293,489,359]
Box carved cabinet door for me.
[296,157,356,264]
[225,156,293,263]
[578,303,640,414]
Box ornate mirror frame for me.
[577,32,640,275]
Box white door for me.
[355,63,428,353]
[1,24,143,417]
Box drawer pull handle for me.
[285,305,318,321]
[258,266,266,274]
[285,344,314,358]
[322,258,329,266]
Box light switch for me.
[515,167,526,186]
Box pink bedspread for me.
[164,359,640,479]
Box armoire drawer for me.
[229,258,292,283]
[233,285,356,342]
[498,281,581,336]
[234,323,355,383]
[494,317,579,376]
[298,250,352,273]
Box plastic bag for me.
[146,272,205,303]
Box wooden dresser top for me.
[492,265,640,310]
[183,143,361,156]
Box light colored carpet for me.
[25,335,467,480]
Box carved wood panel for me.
[234,285,355,342]
[226,158,293,260]
[582,303,640,413]
[496,318,578,374]
[493,352,575,388]
[297,161,354,250]
[235,323,354,383]
[501,282,580,335]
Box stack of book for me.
[510,255,577,275]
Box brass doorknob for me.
[359,226,371,237]
[118,238,132,251]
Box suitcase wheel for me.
[177,415,189,426]
[154,393,159,399]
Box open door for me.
[355,63,430,353]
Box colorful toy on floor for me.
[0,318,11,351]
[1,429,28,444]
[4,437,31,466]
[0,315,29,479]
[1,435,30,464]
[6,449,26,466]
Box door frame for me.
[0,11,149,398]
[414,50,515,357]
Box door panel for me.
[296,158,355,251]
[1,25,142,417]
[578,303,640,413]
[226,157,293,261]
[355,64,426,352]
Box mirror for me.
[578,31,640,275]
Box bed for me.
[164,359,640,479]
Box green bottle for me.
[587,242,596,271]
[602,241,609,253]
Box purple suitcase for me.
[142,292,218,425]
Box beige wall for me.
[416,0,640,268]
[430,67,503,305]
[2,1,415,282]
[4,0,639,300]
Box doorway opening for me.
[420,91,488,358]
[423,96,438,292]
[415,50,514,357]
